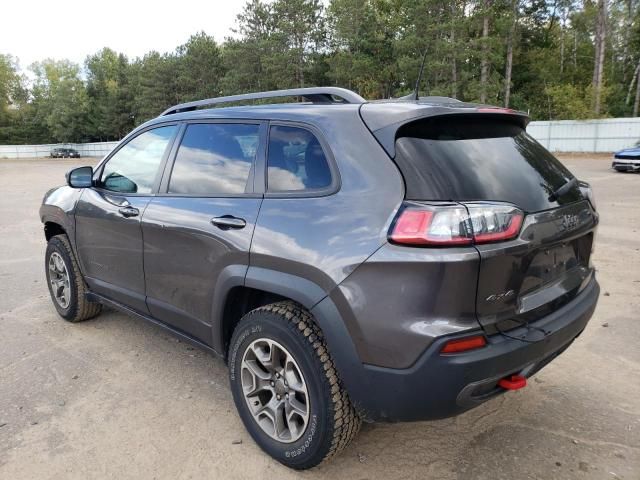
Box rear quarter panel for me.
[250,108,404,295]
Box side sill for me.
[85,292,223,359]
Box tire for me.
[228,301,361,469]
[45,235,102,322]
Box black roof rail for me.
[161,87,366,116]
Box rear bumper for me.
[346,277,599,422]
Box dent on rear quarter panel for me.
[249,107,404,296]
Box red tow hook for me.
[498,374,527,390]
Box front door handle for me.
[118,206,139,218]
[211,215,246,230]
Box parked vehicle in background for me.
[50,148,81,158]
[39,87,600,470]
[612,146,640,172]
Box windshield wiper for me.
[548,177,577,202]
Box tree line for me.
[1,0,638,144]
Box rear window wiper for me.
[548,177,577,202]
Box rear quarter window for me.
[394,116,582,212]
[267,125,332,192]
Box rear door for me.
[141,121,265,345]
[393,115,598,334]
[75,124,178,313]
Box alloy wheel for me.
[48,252,71,309]
[240,338,310,443]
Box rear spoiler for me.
[360,103,529,158]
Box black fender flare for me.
[210,265,329,353]
[214,265,370,417]
[40,206,73,236]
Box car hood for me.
[614,146,640,157]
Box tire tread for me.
[244,300,361,465]
[49,234,101,322]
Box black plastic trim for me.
[335,277,599,422]
[87,291,222,357]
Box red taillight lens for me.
[440,335,487,354]
[390,203,523,246]
[390,207,472,245]
[466,204,524,244]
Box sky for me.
[1,0,247,72]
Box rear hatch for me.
[390,114,598,336]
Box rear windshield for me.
[394,116,582,212]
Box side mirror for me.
[66,166,94,188]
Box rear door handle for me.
[118,206,139,218]
[211,215,246,230]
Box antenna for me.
[398,47,429,101]
[412,47,429,100]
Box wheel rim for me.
[48,252,71,309]
[240,338,310,443]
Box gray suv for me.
[40,87,600,469]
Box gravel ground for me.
[0,155,638,479]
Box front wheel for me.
[228,301,360,469]
[45,235,102,322]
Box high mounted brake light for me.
[390,203,524,246]
[477,107,517,114]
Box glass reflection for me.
[169,123,259,195]
[100,125,177,194]
[395,118,582,212]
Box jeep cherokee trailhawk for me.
[40,87,599,469]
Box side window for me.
[100,125,177,194]
[267,125,332,192]
[168,123,259,195]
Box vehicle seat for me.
[303,139,331,188]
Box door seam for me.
[246,195,265,285]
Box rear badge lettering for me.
[486,290,515,302]
[560,214,579,231]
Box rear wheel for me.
[45,235,101,322]
[228,301,360,469]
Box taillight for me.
[466,204,524,243]
[578,181,596,211]
[390,202,523,246]
[390,206,472,245]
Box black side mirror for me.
[66,166,94,188]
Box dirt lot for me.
[0,155,638,479]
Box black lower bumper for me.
[349,278,599,422]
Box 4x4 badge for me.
[486,290,515,302]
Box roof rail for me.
[396,94,461,103]
[161,87,366,116]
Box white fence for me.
[0,141,119,159]
[527,118,640,153]
[1,118,640,157]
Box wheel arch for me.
[44,220,66,241]
[214,267,365,399]
[214,266,327,356]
